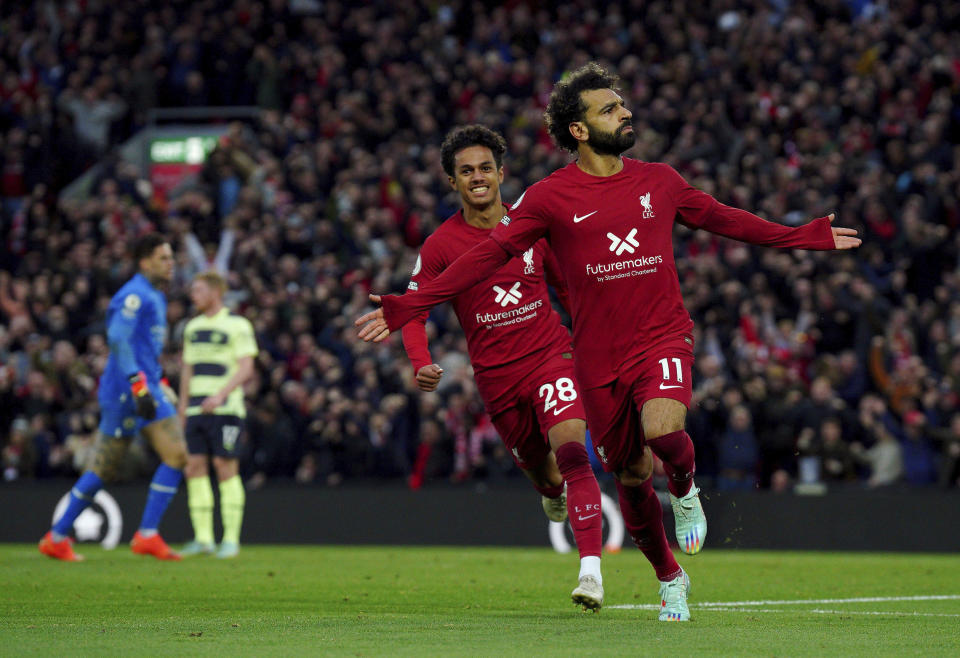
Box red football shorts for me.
[477,351,586,471]
[582,334,694,472]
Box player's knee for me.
[547,419,586,452]
[90,464,117,483]
[644,420,684,441]
[616,447,653,486]
[213,458,239,481]
[163,450,188,471]
[184,459,207,479]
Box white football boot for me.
[541,483,568,523]
[571,575,604,612]
[658,569,691,621]
[670,482,707,554]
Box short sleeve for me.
[234,318,259,359]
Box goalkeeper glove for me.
[128,371,157,420]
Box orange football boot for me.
[38,531,84,562]
[130,531,181,561]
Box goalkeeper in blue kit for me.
[39,234,189,561]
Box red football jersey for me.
[401,208,572,374]
[381,159,835,389]
[489,159,834,387]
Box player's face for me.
[189,279,216,313]
[577,88,635,156]
[448,145,503,209]
[141,243,174,285]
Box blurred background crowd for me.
[1,0,959,492]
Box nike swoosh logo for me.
[573,211,598,223]
[577,513,600,521]
[659,383,683,390]
[553,403,575,416]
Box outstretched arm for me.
[356,238,511,342]
[670,166,860,250]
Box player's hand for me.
[415,364,444,392]
[826,213,862,250]
[355,295,391,342]
[159,378,177,405]
[128,371,157,420]
[201,392,226,414]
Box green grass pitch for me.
[1,544,958,656]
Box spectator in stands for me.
[3,417,35,481]
[818,417,857,482]
[0,0,958,490]
[717,404,758,491]
[851,395,904,488]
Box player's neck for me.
[462,200,507,230]
[141,272,165,289]
[575,148,625,177]
[203,302,224,317]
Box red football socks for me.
[555,442,603,559]
[615,477,681,581]
[647,430,695,497]
[533,481,564,499]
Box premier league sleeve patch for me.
[121,294,142,319]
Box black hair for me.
[545,62,622,153]
[133,233,169,261]
[440,124,507,177]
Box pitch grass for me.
[1,545,959,656]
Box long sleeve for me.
[401,314,433,373]
[213,229,236,274]
[184,232,208,273]
[106,307,140,378]
[381,238,511,331]
[669,166,836,249]
[542,245,571,315]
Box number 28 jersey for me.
[402,208,572,375]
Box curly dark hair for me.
[440,124,507,177]
[545,62,622,153]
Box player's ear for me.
[569,121,588,144]
[497,166,504,183]
[447,175,457,190]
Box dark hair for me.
[133,233,169,262]
[440,125,507,177]
[545,62,622,153]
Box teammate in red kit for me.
[402,124,605,611]
[357,63,862,621]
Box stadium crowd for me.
[1,0,959,491]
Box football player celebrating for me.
[402,124,605,611]
[357,63,861,621]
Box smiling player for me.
[401,125,605,611]
[357,63,861,621]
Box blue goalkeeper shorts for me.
[98,380,176,437]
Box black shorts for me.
[185,414,244,458]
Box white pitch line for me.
[695,607,960,618]
[608,594,960,611]
[809,609,960,618]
